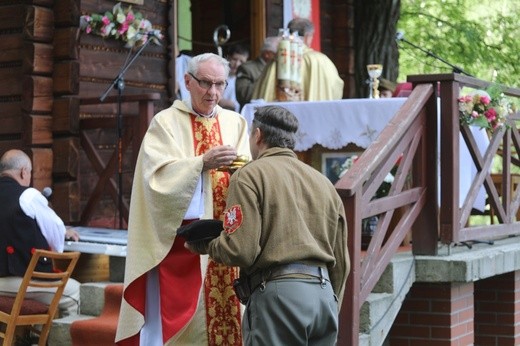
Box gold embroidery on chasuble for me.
[191,115,242,345]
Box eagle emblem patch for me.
[224,205,243,234]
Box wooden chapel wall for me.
[0,0,55,192]
[0,0,174,226]
[72,0,172,227]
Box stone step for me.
[48,281,120,346]
[359,252,415,345]
[49,314,95,346]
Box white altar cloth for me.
[241,98,407,151]
[241,98,490,211]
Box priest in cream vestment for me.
[116,53,250,346]
[252,18,344,102]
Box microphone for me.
[42,187,52,200]
[146,29,163,40]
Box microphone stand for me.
[397,36,474,77]
[99,37,154,229]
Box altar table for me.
[241,98,407,151]
[241,98,490,211]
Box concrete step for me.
[48,314,95,346]
[359,252,415,345]
[48,281,118,346]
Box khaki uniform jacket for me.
[206,147,350,305]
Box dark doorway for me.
[190,0,251,57]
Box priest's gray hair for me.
[188,53,230,78]
[252,106,299,149]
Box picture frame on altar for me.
[321,152,359,184]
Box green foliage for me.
[398,0,520,87]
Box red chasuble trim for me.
[191,115,243,345]
[159,235,201,342]
[118,220,201,345]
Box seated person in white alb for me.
[0,149,80,317]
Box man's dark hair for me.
[226,43,250,58]
[288,18,315,36]
[252,106,299,149]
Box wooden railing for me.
[336,74,520,345]
[78,93,160,226]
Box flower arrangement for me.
[79,2,162,48]
[458,86,515,132]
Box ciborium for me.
[367,64,383,99]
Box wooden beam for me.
[0,5,25,32]
[54,27,80,60]
[23,113,53,145]
[0,66,23,96]
[53,61,79,95]
[23,41,53,74]
[53,137,79,179]
[54,0,80,28]
[29,147,52,191]
[22,75,53,112]
[0,101,22,135]
[0,33,23,63]
[250,0,266,59]
[53,181,80,223]
[53,96,79,134]
[24,5,54,43]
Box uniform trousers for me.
[242,278,339,346]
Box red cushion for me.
[0,295,49,315]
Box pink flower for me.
[484,108,497,121]
[471,111,479,118]
[102,16,111,26]
[118,22,129,35]
[480,95,491,105]
[86,26,92,34]
[126,12,134,22]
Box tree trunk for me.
[354,0,400,98]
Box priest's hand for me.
[202,145,237,171]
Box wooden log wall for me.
[0,0,172,227]
[52,0,172,227]
[0,0,55,190]
[52,0,81,223]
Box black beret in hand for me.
[176,219,223,242]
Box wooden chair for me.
[0,249,80,346]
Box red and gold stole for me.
[191,115,242,346]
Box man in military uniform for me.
[186,105,350,345]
